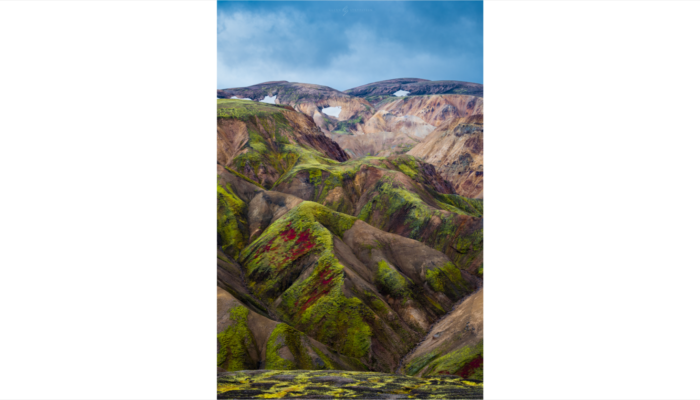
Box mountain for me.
[216,98,484,377]
[216,80,484,161]
[344,78,484,105]
[217,99,348,189]
[218,82,375,136]
[328,94,482,159]
[408,114,484,199]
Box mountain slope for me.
[215,94,484,379]
[218,167,474,372]
[270,155,483,279]
[345,78,483,104]
[218,82,375,135]
[408,115,484,199]
[337,94,482,158]
[402,289,483,380]
[217,99,348,189]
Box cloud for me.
[217,1,482,91]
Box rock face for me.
[408,115,484,199]
[215,87,484,384]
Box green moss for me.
[217,98,288,119]
[332,115,363,134]
[423,341,483,381]
[217,183,248,259]
[218,370,482,398]
[217,306,256,371]
[375,260,412,298]
[238,201,372,359]
[425,262,472,301]
[405,351,439,376]
[265,323,315,370]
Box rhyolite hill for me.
[217,78,483,398]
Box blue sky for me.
[217,1,483,91]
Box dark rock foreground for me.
[218,370,483,399]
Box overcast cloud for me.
[218,1,483,91]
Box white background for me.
[0,1,699,399]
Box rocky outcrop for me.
[217,370,483,399]
[408,115,484,199]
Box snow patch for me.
[393,90,410,97]
[231,96,252,101]
[321,106,342,118]
[259,95,277,104]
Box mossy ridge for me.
[265,323,315,370]
[404,351,440,376]
[239,201,375,360]
[423,341,483,381]
[273,155,385,197]
[217,183,249,260]
[273,154,483,274]
[279,262,372,360]
[425,262,472,301]
[356,177,483,275]
[375,260,412,299]
[217,306,257,371]
[240,202,357,301]
[217,98,289,120]
[356,178,433,237]
[219,100,339,190]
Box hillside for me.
[216,99,484,379]
[408,115,484,199]
[218,82,375,136]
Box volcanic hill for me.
[216,78,483,397]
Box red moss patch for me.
[455,354,483,379]
[294,265,338,312]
